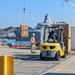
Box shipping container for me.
[71,27,75,50]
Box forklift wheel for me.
[40,52,45,60]
[55,51,60,61]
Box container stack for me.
[20,24,28,37]
[52,23,71,53]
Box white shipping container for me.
[71,27,75,50]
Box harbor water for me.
[2,39,30,46]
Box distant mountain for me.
[3,26,14,31]
[0,26,33,35]
[14,27,33,30]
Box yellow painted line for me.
[69,60,75,62]
[54,66,75,70]
[23,63,45,67]
[72,60,75,62]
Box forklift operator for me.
[47,30,58,42]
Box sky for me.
[0,0,75,29]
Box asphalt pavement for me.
[0,46,75,75]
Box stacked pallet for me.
[52,23,71,53]
[20,24,28,37]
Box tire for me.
[40,52,45,60]
[55,52,60,61]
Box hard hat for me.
[32,33,35,36]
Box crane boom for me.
[65,0,75,9]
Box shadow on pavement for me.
[44,73,75,75]
[13,54,60,61]
[14,54,41,61]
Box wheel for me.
[55,52,60,61]
[40,52,45,60]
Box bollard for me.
[3,56,14,75]
[0,56,2,75]
[0,56,14,75]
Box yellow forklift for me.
[40,26,66,61]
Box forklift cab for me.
[47,29,58,43]
[43,26,64,46]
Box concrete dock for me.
[0,46,75,75]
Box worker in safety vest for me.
[30,33,36,53]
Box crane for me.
[65,0,75,9]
